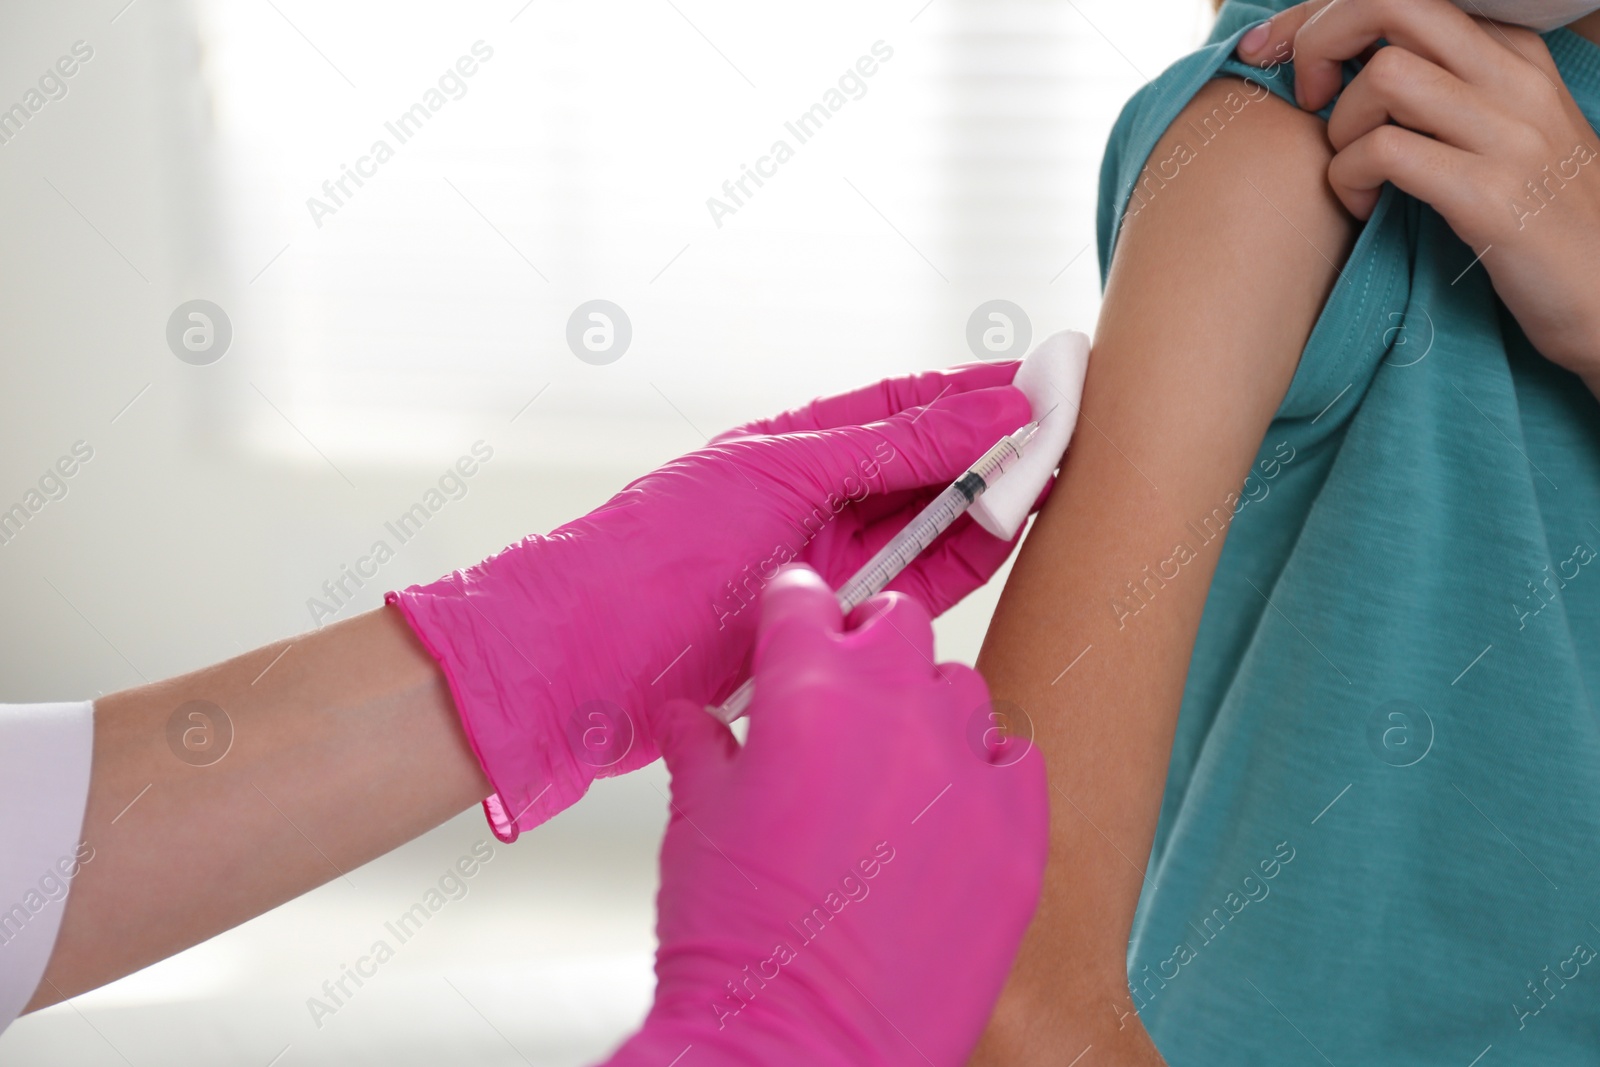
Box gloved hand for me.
[387,363,1036,840]
[601,566,1049,1067]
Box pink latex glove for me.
[387,363,1035,841]
[602,565,1049,1067]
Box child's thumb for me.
[1236,5,1317,65]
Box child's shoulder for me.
[1099,7,1334,276]
[1107,74,1347,288]
[1096,27,1359,422]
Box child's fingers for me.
[1326,46,1495,155]
[1302,0,1520,110]
[1235,0,1328,67]
[1327,122,1472,221]
[1238,0,1507,113]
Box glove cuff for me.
[385,536,653,841]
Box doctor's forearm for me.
[26,606,487,1011]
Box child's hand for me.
[1238,0,1600,388]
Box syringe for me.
[706,420,1040,725]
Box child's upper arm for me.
[970,76,1358,1062]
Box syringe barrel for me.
[835,427,1030,611]
[836,483,967,611]
[710,677,755,724]
[706,422,1035,724]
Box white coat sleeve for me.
[0,701,94,1034]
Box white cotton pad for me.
[969,329,1089,540]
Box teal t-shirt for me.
[1098,5,1600,1063]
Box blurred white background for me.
[0,0,1211,1062]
